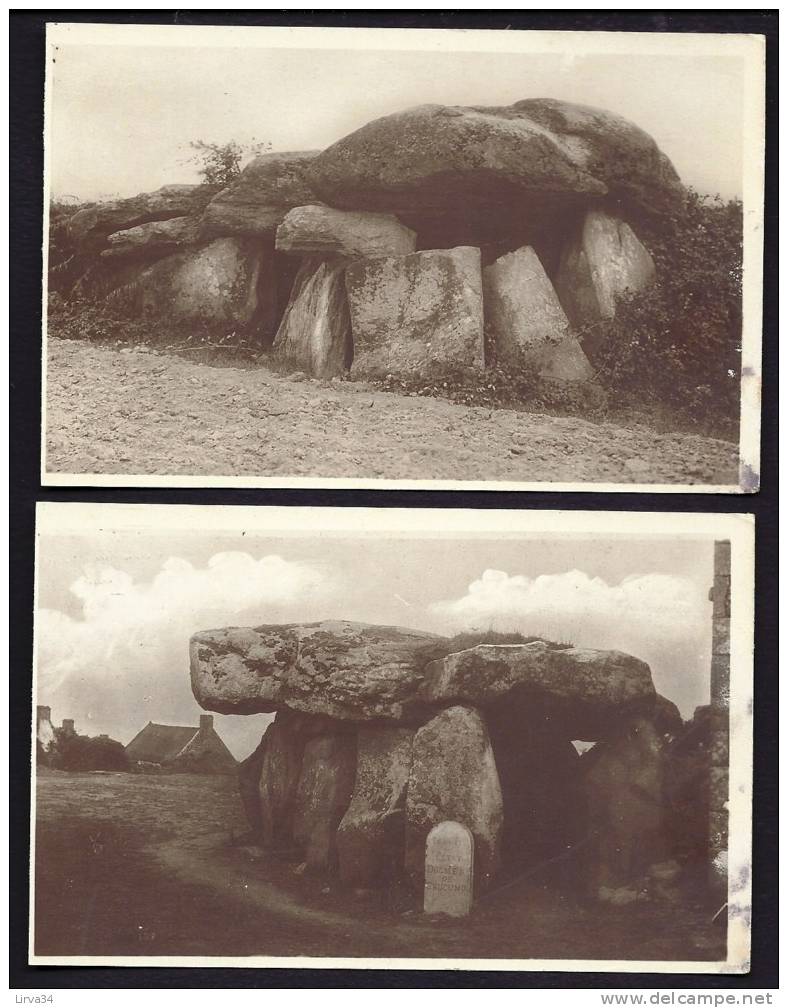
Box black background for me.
[9,9,779,991]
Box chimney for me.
[36,705,51,726]
[199,714,213,733]
[62,718,75,736]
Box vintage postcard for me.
[30,503,753,971]
[41,23,764,492]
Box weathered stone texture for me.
[201,151,320,238]
[107,237,268,331]
[483,245,594,382]
[101,216,201,262]
[420,642,656,740]
[190,620,447,720]
[336,727,414,886]
[276,205,416,259]
[554,210,656,341]
[306,99,684,223]
[237,734,268,838]
[405,705,503,889]
[191,624,657,736]
[293,733,357,872]
[345,246,484,376]
[272,256,352,377]
[68,184,219,250]
[583,717,666,892]
[257,712,308,848]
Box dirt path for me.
[44,338,739,485]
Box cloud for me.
[431,569,712,717]
[36,552,331,756]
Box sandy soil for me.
[44,339,739,485]
[34,771,726,963]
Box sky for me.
[48,38,746,202]
[36,525,716,760]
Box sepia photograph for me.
[30,504,753,971]
[41,23,764,491]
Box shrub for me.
[368,357,604,414]
[53,734,130,772]
[583,189,743,433]
[186,139,271,187]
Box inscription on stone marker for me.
[423,820,474,917]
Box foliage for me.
[415,630,573,666]
[52,734,130,772]
[443,630,573,651]
[582,189,743,433]
[368,357,605,418]
[47,295,259,357]
[186,139,271,187]
[48,198,93,292]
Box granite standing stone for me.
[273,256,352,377]
[345,246,484,376]
[554,210,656,351]
[483,244,594,382]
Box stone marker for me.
[423,820,474,917]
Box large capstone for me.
[345,246,484,376]
[419,642,656,739]
[191,624,657,736]
[306,99,684,242]
[483,245,594,382]
[336,727,414,887]
[201,151,320,239]
[190,621,447,721]
[276,204,416,259]
[405,705,503,890]
[272,256,352,377]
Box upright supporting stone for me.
[292,733,357,873]
[345,246,484,376]
[707,540,731,894]
[483,245,594,383]
[106,236,275,338]
[258,712,307,848]
[336,727,414,887]
[273,256,352,378]
[405,705,502,890]
[424,821,474,917]
[554,210,656,356]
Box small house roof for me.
[125,722,198,764]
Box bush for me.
[368,358,604,417]
[47,295,259,355]
[186,139,270,187]
[583,189,743,432]
[47,198,94,292]
[53,734,130,772]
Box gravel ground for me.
[44,338,740,486]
